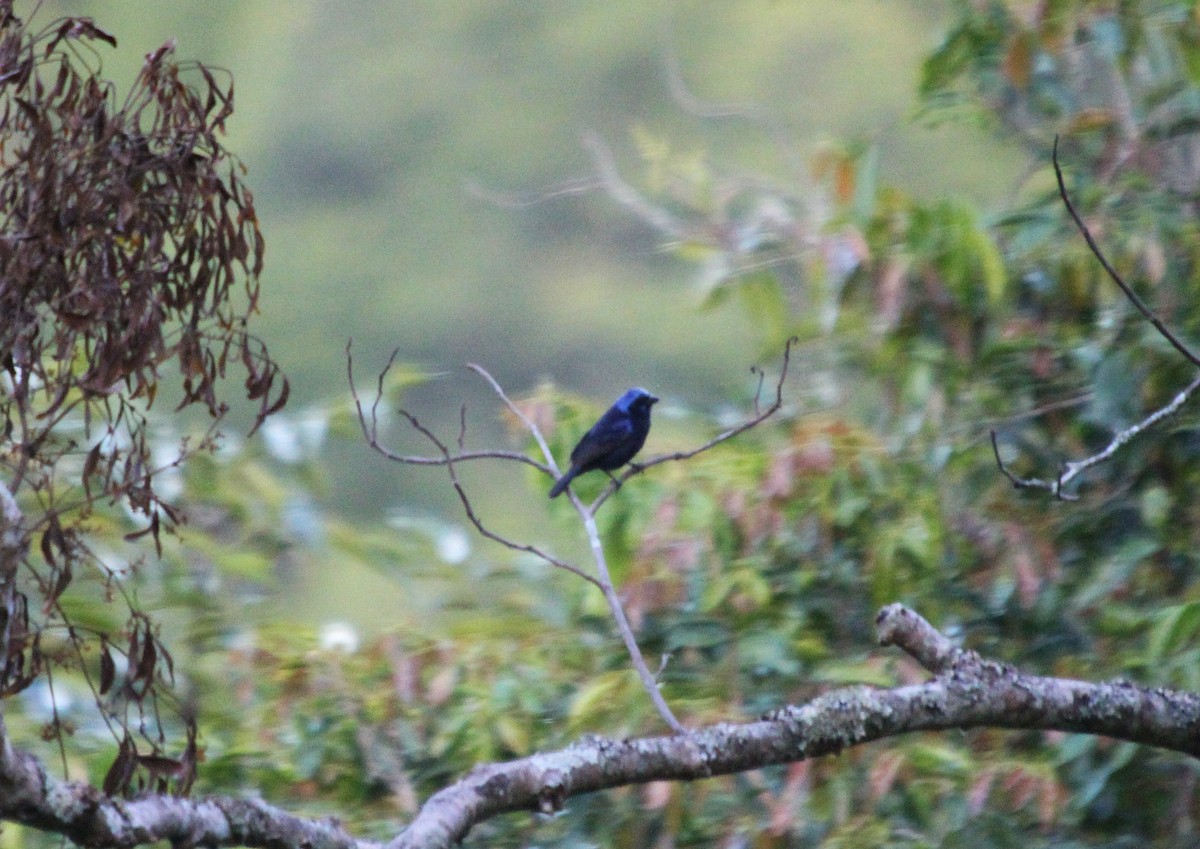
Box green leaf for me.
[906,741,975,777]
[734,269,791,350]
[812,659,893,687]
[1148,602,1200,661]
[852,143,880,221]
[666,616,729,652]
[567,670,641,731]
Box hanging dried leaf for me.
[102,735,137,797]
[0,0,275,791]
[99,642,115,696]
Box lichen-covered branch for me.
[2,604,1195,849]
[388,603,1200,848]
[0,708,376,849]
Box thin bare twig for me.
[462,175,604,210]
[549,337,798,733]
[465,363,683,731]
[351,340,795,733]
[466,363,558,472]
[345,341,551,473]
[581,131,691,242]
[991,371,1200,499]
[660,31,806,181]
[393,408,601,590]
[572,489,684,732]
[350,345,680,722]
[977,391,1091,433]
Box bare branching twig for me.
[346,344,596,587]
[991,372,1200,499]
[991,140,1200,496]
[581,131,692,242]
[346,343,550,474]
[349,338,797,733]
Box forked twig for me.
[465,363,558,472]
[347,341,596,587]
[469,362,683,731]
[581,131,691,242]
[397,409,603,589]
[346,341,549,473]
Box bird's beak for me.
[649,394,659,404]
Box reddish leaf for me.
[99,643,115,696]
[46,560,72,609]
[137,633,157,683]
[102,736,137,796]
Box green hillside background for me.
[40,1,1023,629]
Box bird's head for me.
[615,387,658,414]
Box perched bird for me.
[548,387,658,499]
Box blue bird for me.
[548,387,658,499]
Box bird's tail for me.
[548,466,579,499]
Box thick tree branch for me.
[389,602,1200,849]
[0,708,377,849]
[0,483,26,660]
[2,604,1198,849]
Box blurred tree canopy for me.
[8,1,1200,848]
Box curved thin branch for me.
[574,494,684,733]
[660,27,807,181]
[349,340,797,731]
[991,141,1200,496]
[349,345,678,725]
[581,131,691,242]
[1053,135,1200,366]
[462,175,604,210]
[466,363,682,730]
[395,408,602,590]
[559,337,796,730]
[466,363,558,472]
[346,341,595,586]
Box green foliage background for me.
[13,1,1200,848]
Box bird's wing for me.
[569,410,632,468]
